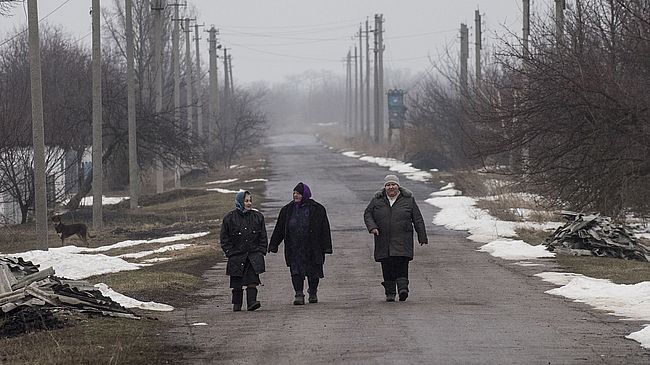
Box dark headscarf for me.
[235,190,251,213]
[293,182,312,206]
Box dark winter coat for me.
[363,187,428,262]
[220,209,268,276]
[268,199,333,267]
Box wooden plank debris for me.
[0,257,139,319]
[544,211,650,262]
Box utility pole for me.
[523,0,530,58]
[358,24,363,136]
[353,45,358,135]
[228,54,234,95]
[27,0,47,249]
[223,48,230,129]
[207,26,219,139]
[475,10,482,86]
[91,0,103,230]
[460,23,469,91]
[170,3,183,189]
[373,14,385,143]
[365,19,371,139]
[194,23,204,137]
[126,0,138,209]
[152,0,165,194]
[555,0,565,44]
[345,50,352,136]
[184,18,193,133]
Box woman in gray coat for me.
[363,174,428,302]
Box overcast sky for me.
[0,1,560,85]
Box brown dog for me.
[52,216,95,246]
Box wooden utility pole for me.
[92,0,103,230]
[194,23,204,137]
[170,3,182,189]
[365,19,371,139]
[27,0,47,249]
[126,0,138,209]
[228,54,234,95]
[460,23,469,91]
[152,0,164,194]
[207,26,219,138]
[523,0,530,58]
[475,10,482,85]
[184,18,193,133]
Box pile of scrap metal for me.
[0,256,138,319]
[544,211,650,262]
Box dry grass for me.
[0,151,268,364]
[556,255,650,284]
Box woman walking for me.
[220,190,268,311]
[268,182,332,305]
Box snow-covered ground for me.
[340,148,650,350]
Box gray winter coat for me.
[363,187,428,262]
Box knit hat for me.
[384,174,400,186]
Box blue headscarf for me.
[235,190,251,213]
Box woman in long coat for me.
[364,174,428,302]
[268,182,332,305]
[220,190,268,311]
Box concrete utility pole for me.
[222,48,230,127]
[194,23,204,137]
[126,0,138,210]
[27,0,47,249]
[152,0,165,194]
[184,18,193,133]
[365,19,371,139]
[460,23,469,91]
[170,3,183,190]
[523,0,530,58]
[228,54,234,95]
[354,45,358,135]
[207,26,219,138]
[373,14,385,143]
[555,0,565,44]
[358,24,363,136]
[475,10,482,85]
[346,50,352,135]
[91,0,103,230]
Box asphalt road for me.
[166,133,650,364]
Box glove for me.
[419,242,428,246]
[268,246,278,253]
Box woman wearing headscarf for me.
[268,182,332,305]
[220,190,268,311]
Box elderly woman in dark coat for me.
[268,182,332,305]
[364,174,428,302]
[220,190,268,311]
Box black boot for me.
[396,278,409,301]
[232,289,243,312]
[293,292,305,305]
[382,281,396,302]
[246,287,261,311]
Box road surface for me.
[166,133,650,364]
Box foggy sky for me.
[0,1,558,85]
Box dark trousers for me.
[291,274,319,295]
[380,256,409,282]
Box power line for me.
[0,0,72,47]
